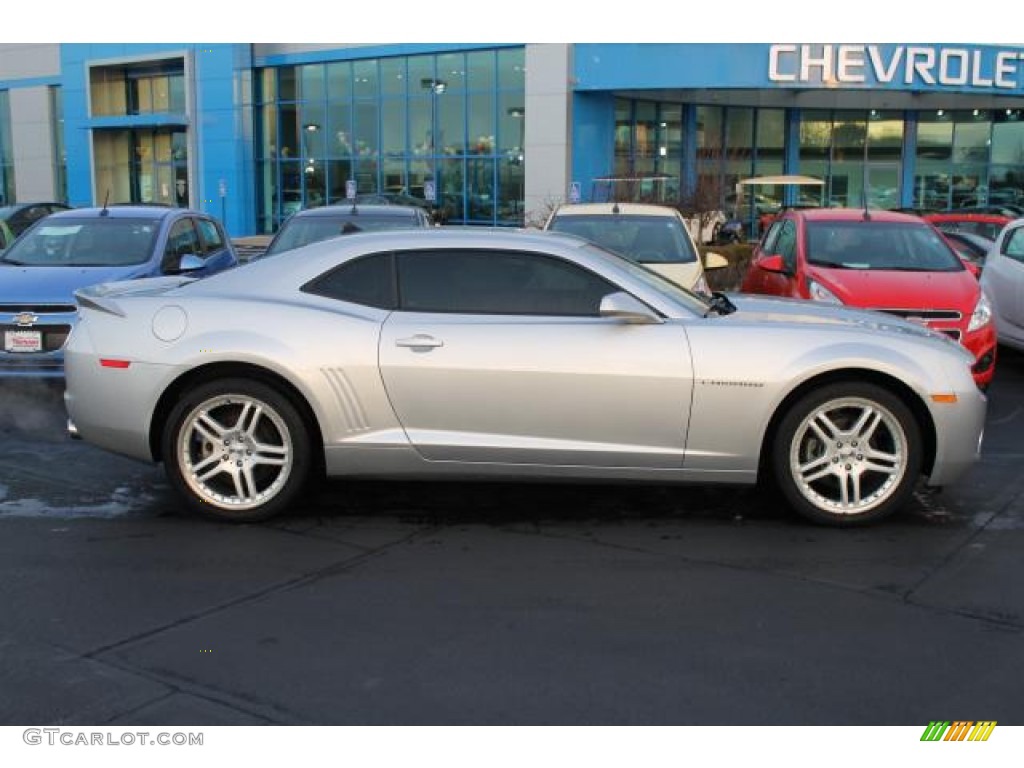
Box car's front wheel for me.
[162,378,312,522]
[771,382,922,526]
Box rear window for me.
[265,212,421,256]
[548,214,697,265]
[806,220,964,272]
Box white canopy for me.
[737,175,824,186]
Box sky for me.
[19,0,1024,46]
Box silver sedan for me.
[64,229,986,526]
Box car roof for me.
[788,208,924,224]
[43,205,189,220]
[552,203,680,218]
[289,204,421,219]
[922,212,1012,223]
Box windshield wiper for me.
[0,257,28,265]
[703,291,737,317]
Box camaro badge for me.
[12,312,39,327]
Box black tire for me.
[162,378,312,522]
[771,382,922,526]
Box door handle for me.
[395,334,444,350]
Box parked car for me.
[740,208,997,388]
[939,230,993,269]
[0,202,71,250]
[544,203,727,293]
[64,228,986,527]
[980,218,1024,353]
[922,211,1013,241]
[0,205,237,378]
[263,203,433,258]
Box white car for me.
[979,218,1024,351]
[544,203,728,293]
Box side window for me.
[195,218,226,255]
[302,252,396,309]
[396,249,617,316]
[761,220,784,253]
[1003,227,1024,264]
[775,220,797,272]
[162,218,202,272]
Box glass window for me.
[278,67,297,102]
[439,88,466,154]
[0,90,14,204]
[548,214,697,265]
[303,252,396,309]
[437,52,467,96]
[327,102,352,157]
[614,98,632,177]
[381,99,407,157]
[163,218,201,270]
[468,91,496,155]
[467,50,496,91]
[397,250,616,316]
[300,64,325,103]
[380,58,406,97]
[497,48,525,91]
[775,220,797,272]
[354,60,378,99]
[953,111,991,164]
[806,220,962,271]
[1003,227,1024,262]
[3,217,159,267]
[326,61,351,101]
[195,218,225,255]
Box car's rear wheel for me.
[162,378,311,522]
[771,382,921,526]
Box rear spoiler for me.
[75,275,197,318]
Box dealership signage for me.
[768,44,1024,90]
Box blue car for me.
[0,205,238,378]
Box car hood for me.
[807,266,979,311]
[727,293,963,346]
[645,262,702,290]
[0,264,151,304]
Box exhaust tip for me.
[67,418,81,440]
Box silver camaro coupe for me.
[64,229,986,526]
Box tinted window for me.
[266,212,422,256]
[548,214,697,265]
[776,220,797,271]
[1003,227,1024,264]
[761,220,784,253]
[806,221,963,272]
[163,218,201,272]
[397,249,616,316]
[302,252,396,309]
[0,217,160,267]
[195,218,225,255]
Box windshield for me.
[579,243,711,315]
[806,221,964,272]
[0,217,160,267]
[549,214,698,265]
[266,213,420,256]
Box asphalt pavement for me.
[1,351,1023,725]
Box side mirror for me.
[703,251,729,270]
[178,253,204,272]
[757,253,790,274]
[599,292,662,324]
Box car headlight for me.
[693,273,710,295]
[807,278,842,304]
[968,293,992,332]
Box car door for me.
[194,216,237,272]
[748,218,800,297]
[378,248,693,468]
[982,224,1024,341]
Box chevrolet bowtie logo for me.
[12,312,39,327]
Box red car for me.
[922,211,1013,241]
[740,208,996,388]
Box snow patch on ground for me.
[0,488,155,519]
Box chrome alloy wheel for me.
[178,394,293,511]
[789,396,908,515]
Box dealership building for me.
[2,42,1024,236]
